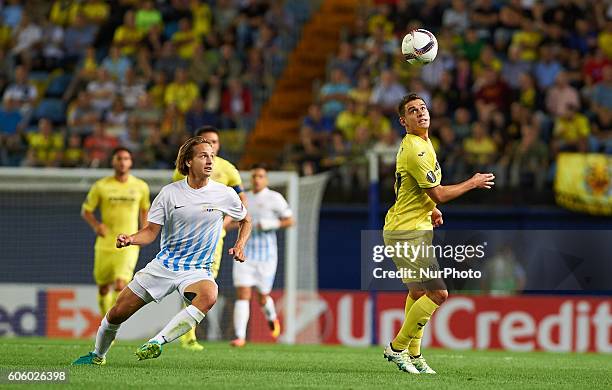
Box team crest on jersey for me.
[426,171,436,183]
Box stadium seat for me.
[46,74,72,98]
[32,98,66,124]
[163,21,179,40]
[28,71,50,82]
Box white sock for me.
[233,299,250,340]
[262,296,277,321]
[150,305,205,345]
[94,316,120,358]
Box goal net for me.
[0,167,328,344]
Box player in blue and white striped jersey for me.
[231,164,294,347]
[73,137,252,365]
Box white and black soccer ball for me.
[401,29,438,65]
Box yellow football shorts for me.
[382,230,441,286]
[93,247,139,286]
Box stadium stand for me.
[0,0,609,207]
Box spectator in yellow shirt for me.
[81,0,110,25]
[362,105,391,138]
[164,68,199,113]
[148,71,167,109]
[0,22,12,49]
[511,20,543,62]
[113,10,144,56]
[335,99,366,141]
[49,0,80,27]
[552,104,590,155]
[191,0,212,38]
[348,74,371,105]
[597,20,612,59]
[463,121,498,171]
[172,18,198,60]
[25,118,64,167]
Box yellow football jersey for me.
[384,133,441,231]
[172,156,242,187]
[82,175,150,251]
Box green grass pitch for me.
[0,338,610,389]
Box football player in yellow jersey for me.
[81,148,150,317]
[172,126,247,351]
[382,94,495,374]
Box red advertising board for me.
[249,291,611,352]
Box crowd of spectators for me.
[0,0,307,168]
[287,0,612,200]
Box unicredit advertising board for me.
[247,291,612,353]
[1,285,610,352]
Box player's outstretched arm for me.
[116,222,162,248]
[425,173,495,205]
[228,213,252,262]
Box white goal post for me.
[0,167,328,345]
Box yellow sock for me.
[408,328,425,357]
[97,293,112,316]
[391,294,417,351]
[404,295,417,313]
[392,295,439,351]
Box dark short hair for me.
[397,93,425,117]
[195,125,219,137]
[175,136,214,176]
[112,147,132,158]
[250,163,268,172]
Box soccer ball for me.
[401,29,438,65]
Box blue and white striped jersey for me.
[147,178,247,271]
[244,187,292,262]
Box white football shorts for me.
[128,260,216,304]
[232,259,278,295]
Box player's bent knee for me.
[409,289,426,300]
[106,306,127,324]
[258,293,268,306]
[192,290,217,313]
[115,279,126,291]
[98,284,111,295]
[427,289,448,305]
[236,286,252,300]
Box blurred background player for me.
[172,125,247,350]
[73,137,251,365]
[383,94,494,374]
[81,147,150,317]
[231,164,294,347]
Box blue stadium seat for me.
[163,21,179,40]
[46,74,72,98]
[32,98,66,124]
[28,71,50,82]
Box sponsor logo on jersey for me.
[426,171,436,183]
